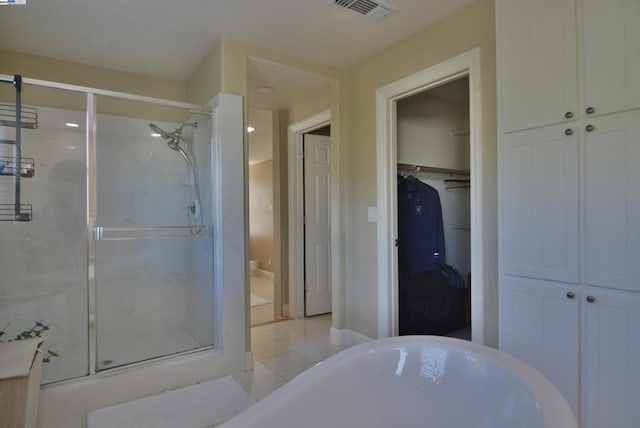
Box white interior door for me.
[304,134,332,316]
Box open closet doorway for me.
[376,49,485,342]
[396,77,471,340]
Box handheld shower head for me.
[149,123,171,139]
[149,122,195,166]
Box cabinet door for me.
[497,0,577,132]
[582,288,640,428]
[500,277,580,414]
[582,0,640,117]
[501,125,579,282]
[585,111,640,292]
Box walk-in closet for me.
[396,76,471,339]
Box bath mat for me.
[250,293,270,306]
[87,375,255,428]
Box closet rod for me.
[397,163,469,176]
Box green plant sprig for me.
[0,321,60,363]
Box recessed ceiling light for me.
[65,122,79,128]
[256,87,274,94]
[247,126,255,133]
[151,133,162,137]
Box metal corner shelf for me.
[0,156,35,178]
[0,103,38,129]
[0,75,37,222]
[0,203,32,222]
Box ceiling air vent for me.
[330,0,396,22]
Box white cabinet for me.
[500,277,580,414]
[497,0,577,132]
[582,288,640,428]
[585,111,640,292]
[582,0,640,117]
[497,0,640,425]
[501,124,579,283]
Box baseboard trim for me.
[330,327,373,347]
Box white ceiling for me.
[0,0,478,81]
[248,58,331,111]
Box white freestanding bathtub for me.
[222,336,577,428]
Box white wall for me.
[397,86,470,170]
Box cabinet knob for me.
[565,111,574,119]
[586,124,594,132]
[565,128,574,136]
[586,106,595,115]
[566,291,575,299]
[586,295,596,303]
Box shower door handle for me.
[94,225,211,241]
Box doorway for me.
[376,48,486,342]
[287,110,335,319]
[396,77,471,340]
[246,58,334,326]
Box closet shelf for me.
[398,163,469,176]
[449,129,470,136]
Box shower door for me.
[93,96,214,370]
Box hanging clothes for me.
[397,175,446,273]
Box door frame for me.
[375,48,486,342]
[288,110,332,318]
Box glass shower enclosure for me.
[0,77,214,384]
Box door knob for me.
[565,129,574,136]
[586,295,596,303]
[565,111,574,119]
[566,291,575,299]
[585,124,594,132]
[586,106,595,114]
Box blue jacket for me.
[398,175,446,273]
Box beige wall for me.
[343,0,497,344]
[0,49,186,99]
[287,87,331,125]
[249,160,274,273]
[0,49,191,122]
[186,42,222,105]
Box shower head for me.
[149,123,172,139]
[149,122,198,140]
[149,122,197,167]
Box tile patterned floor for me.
[233,314,348,401]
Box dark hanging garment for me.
[397,175,446,273]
